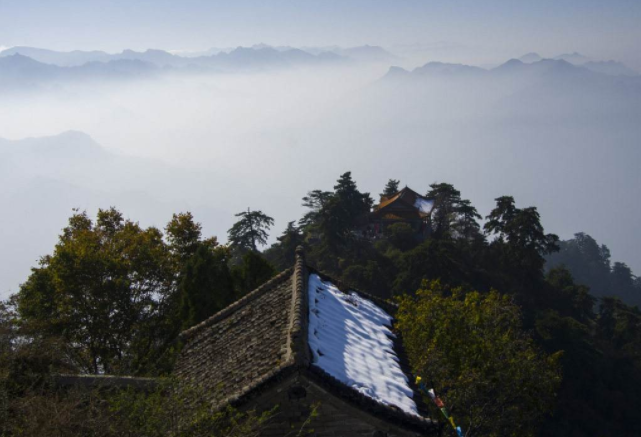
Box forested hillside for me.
[547,232,641,307]
[2,172,640,436]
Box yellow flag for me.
[449,416,457,428]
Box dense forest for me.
[2,172,641,436]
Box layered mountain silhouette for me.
[374,56,641,128]
[582,60,638,77]
[516,52,638,77]
[0,53,158,91]
[0,44,395,71]
[0,45,377,90]
[383,57,639,83]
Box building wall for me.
[251,374,427,437]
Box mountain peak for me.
[383,66,410,79]
[519,52,542,63]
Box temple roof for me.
[174,248,435,433]
[374,187,434,219]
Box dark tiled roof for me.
[174,267,298,406]
[373,186,432,219]
[174,247,436,433]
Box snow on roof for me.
[307,273,419,416]
[414,198,434,214]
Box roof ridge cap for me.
[179,266,294,341]
[285,246,310,367]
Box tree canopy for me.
[11,208,276,376]
[397,280,561,437]
[380,179,400,198]
[227,209,274,252]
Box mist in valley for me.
[1,46,640,298]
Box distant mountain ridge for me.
[0,54,159,91]
[412,61,486,77]
[0,44,398,90]
[516,51,638,76]
[0,44,396,69]
[383,55,639,83]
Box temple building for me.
[368,187,434,239]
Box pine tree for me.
[334,172,373,216]
[275,221,304,266]
[228,209,274,251]
[380,179,400,198]
[299,190,333,229]
[179,245,234,329]
[232,251,276,295]
[485,196,559,275]
[454,199,482,240]
[426,182,462,238]
[318,172,373,249]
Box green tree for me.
[392,239,465,295]
[546,232,612,298]
[334,172,374,218]
[317,172,373,250]
[232,251,276,295]
[179,245,234,329]
[228,209,274,252]
[380,179,400,198]
[299,190,333,230]
[386,222,416,251]
[484,196,559,276]
[610,262,640,306]
[545,266,595,323]
[16,208,173,375]
[397,281,561,437]
[453,199,482,240]
[264,221,304,270]
[3,379,277,437]
[166,212,218,265]
[426,182,462,238]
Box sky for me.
[1,1,640,298]
[1,0,641,68]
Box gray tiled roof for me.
[173,247,435,433]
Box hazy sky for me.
[1,0,641,68]
[1,1,640,298]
